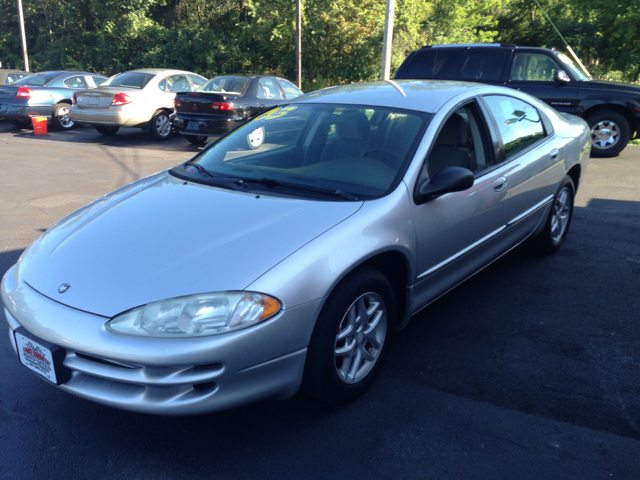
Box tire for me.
[11,119,32,129]
[185,135,207,145]
[95,126,120,135]
[51,103,74,130]
[149,110,173,140]
[529,175,575,254]
[587,111,630,157]
[302,267,395,404]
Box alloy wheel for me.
[334,292,387,384]
[591,120,619,150]
[550,186,571,244]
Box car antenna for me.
[531,0,591,77]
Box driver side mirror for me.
[554,70,570,83]
[415,166,474,205]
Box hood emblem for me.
[58,283,70,294]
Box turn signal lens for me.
[211,102,233,111]
[16,87,32,99]
[111,93,132,106]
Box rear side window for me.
[483,95,546,158]
[64,76,88,88]
[459,51,507,81]
[277,78,302,98]
[396,50,461,79]
[188,74,207,89]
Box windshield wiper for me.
[233,177,360,201]
[184,161,247,192]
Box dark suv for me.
[395,44,640,157]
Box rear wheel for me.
[303,268,395,404]
[150,110,173,140]
[185,135,207,145]
[51,103,74,130]
[529,175,575,254]
[95,126,120,135]
[588,111,630,157]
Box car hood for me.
[20,172,361,317]
[579,79,640,96]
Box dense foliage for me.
[1,0,639,90]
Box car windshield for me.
[557,53,591,80]
[14,72,62,86]
[198,76,249,95]
[101,72,155,89]
[172,104,431,200]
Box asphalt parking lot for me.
[1,121,639,479]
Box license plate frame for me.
[186,121,199,131]
[14,327,72,385]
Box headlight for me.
[106,292,280,338]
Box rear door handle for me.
[493,177,507,192]
[549,148,559,161]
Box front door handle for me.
[549,148,559,161]
[493,177,507,192]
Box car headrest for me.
[436,113,468,146]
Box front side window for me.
[277,79,302,98]
[459,51,507,81]
[510,53,562,82]
[425,102,492,181]
[483,95,546,158]
[172,104,431,200]
[188,74,207,89]
[257,78,283,99]
[101,72,154,89]
[198,76,249,95]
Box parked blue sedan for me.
[0,71,107,130]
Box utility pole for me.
[17,0,30,71]
[381,0,395,80]
[296,0,302,89]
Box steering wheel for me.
[363,148,402,168]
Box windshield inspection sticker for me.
[255,106,298,122]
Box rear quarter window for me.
[396,50,462,79]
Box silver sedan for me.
[1,80,590,415]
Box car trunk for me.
[74,88,143,109]
[174,92,241,117]
[0,85,20,99]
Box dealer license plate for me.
[186,121,199,131]
[14,328,70,385]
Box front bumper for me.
[69,105,150,129]
[2,266,321,415]
[0,100,52,120]
[170,112,246,137]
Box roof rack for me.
[422,43,517,49]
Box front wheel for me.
[185,135,207,145]
[303,268,395,404]
[529,175,575,254]
[51,103,74,130]
[149,110,173,140]
[588,111,630,157]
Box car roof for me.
[291,80,481,113]
[127,68,204,76]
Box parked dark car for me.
[0,69,31,85]
[171,75,302,144]
[395,43,640,157]
[0,71,107,130]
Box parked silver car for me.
[1,80,590,415]
[69,68,207,140]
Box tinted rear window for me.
[101,72,155,89]
[459,51,507,81]
[14,72,63,86]
[396,50,461,79]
